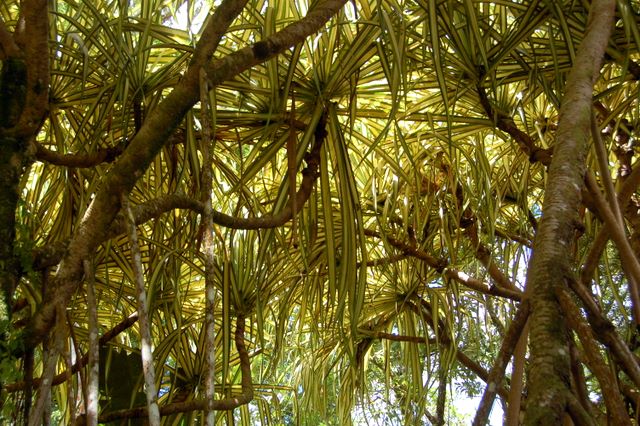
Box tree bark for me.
[523,0,616,424]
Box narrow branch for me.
[358,330,437,344]
[506,321,528,425]
[581,155,640,285]
[567,278,640,388]
[364,229,523,301]
[106,111,327,237]
[28,306,65,426]
[98,314,253,422]
[123,195,160,424]
[456,349,509,400]
[34,142,123,167]
[566,394,599,426]
[477,85,552,165]
[362,253,409,267]
[448,173,520,291]
[199,69,216,426]
[591,112,623,224]
[495,228,533,248]
[205,110,327,229]
[405,299,510,399]
[84,260,99,426]
[472,302,530,426]
[466,223,519,291]
[0,16,20,59]
[556,288,630,425]
[568,340,594,419]
[585,173,640,324]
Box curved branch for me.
[0,16,19,60]
[34,122,328,269]
[364,229,523,301]
[406,299,510,400]
[106,112,327,238]
[205,110,326,229]
[473,302,530,426]
[477,85,552,165]
[567,277,640,388]
[34,142,123,167]
[556,288,630,425]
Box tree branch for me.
[581,154,640,285]
[473,302,529,426]
[364,229,523,301]
[477,85,552,165]
[0,16,20,60]
[358,329,437,344]
[567,277,640,388]
[34,142,123,167]
[585,173,640,323]
[556,288,630,425]
[523,0,616,421]
[406,299,510,400]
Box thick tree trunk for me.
[0,58,28,317]
[523,0,616,424]
[0,0,50,328]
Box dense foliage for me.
[0,0,639,424]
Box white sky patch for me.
[167,1,209,37]
[455,392,503,425]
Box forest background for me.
[1,0,640,424]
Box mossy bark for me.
[523,0,616,424]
